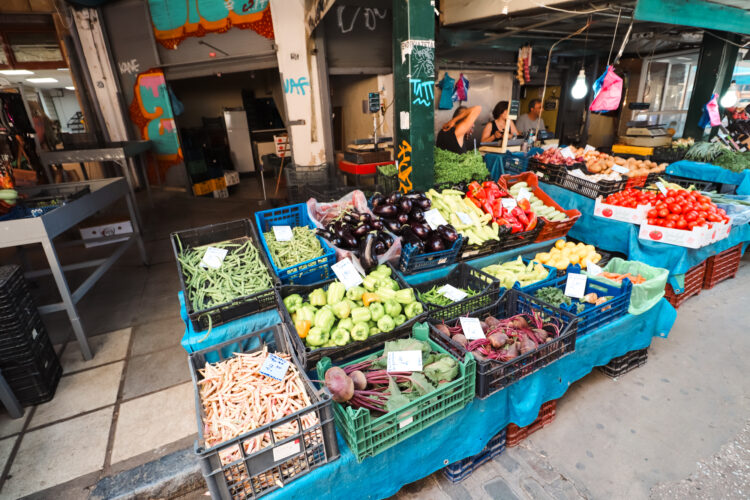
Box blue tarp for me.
[667,160,750,195]
[485,153,505,180]
[266,299,676,500]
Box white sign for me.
[517,188,532,201]
[331,258,364,289]
[438,284,468,302]
[560,147,575,160]
[200,246,228,269]
[564,274,587,299]
[273,226,293,241]
[259,353,290,381]
[586,260,603,276]
[424,209,448,230]
[456,212,472,225]
[501,198,517,211]
[399,416,414,429]
[460,317,485,340]
[611,164,629,175]
[400,111,410,130]
[387,350,423,372]
[655,182,668,195]
[584,145,596,153]
[272,439,301,462]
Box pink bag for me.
[589,66,623,113]
[706,94,722,127]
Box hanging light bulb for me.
[571,69,587,99]
[720,80,738,108]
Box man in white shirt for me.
[516,99,547,135]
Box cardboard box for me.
[638,223,706,249]
[213,188,229,199]
[192,177,227,196]
[79,219,133,248]
[223,170,240,187]
[594,197,651,224]
[705,221,731,245]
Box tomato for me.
[657,208,669,218]
[664,220,676,228]
[667,213,680,222]
[697,195,711,204]
[647,209,658,218]
[665,196,675,205]
[666,189,678,198]
[647,218,657,225]
[684,211,698,222]
[717,208,727,216]
[696,217,706,226]
[687,222,697,230]
[707,213,721,222]
[676,219,688,229]
[668,203,682,214]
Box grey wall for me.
[324,0,391,73]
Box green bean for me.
[263,226,325,269]
[418,285,478,307]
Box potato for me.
[615,156,626,166]
[589,163,602,173]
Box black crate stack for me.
[0,265,62,406]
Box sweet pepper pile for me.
[466,180,538,234]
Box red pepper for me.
[510,222,524,233]
[466,192,481,208]
[468,182,486,201]
[482,181,502,197]
[517,198,532,212]
[525,212,538,231]
[491,199,504,220]
[482,200,494,216]
[512,207,529,226]
[495,217,511,226]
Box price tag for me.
[564,274,587,299]
[438,284,468,302]
[272,439,301,461]
[560,147,575,159]
[517,188,532,201]
[273,226,293,241]
[331,258,364,289]
[424,209,448,230]
[586,260,603,276]
[387,350,423,372]
[456,212,472,225]
[460,317,485,340]
[655,182,668,195]
[200,246,228,269]
[611,164,629,175]
[501,198,517,210]
[584,144,596,153]
[259,353,290,381]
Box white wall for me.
[50,91,82,132]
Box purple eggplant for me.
[397,213,409,225]
[409,209,425,223]
[373,204,398,218]
[378,231,394,248]
[399,198,413,215]
[437,224,459,244]
[386,192,402,205]
[359,213,372,224]
[359,232,378,270]
[413,196,431,210]
[373,241,386,255]
[341,231,358,249]
[353,224,371,237]
[401,225,424,250]
[371,193,386,208]
[383,219,402,234]
[425,234,446,253]
[316,228,334,240]
[410,222,431,240]
[371,219,384,231]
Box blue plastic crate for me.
[519,267,632,337]
[499,148,543,177]
[443,428,507,483]
[468,254,556,293]
[398,235,463,275]
[254,203,337,285]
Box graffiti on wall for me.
[397,140,412,193]
[147,0,274,49]
[283,77,310,95]
[129,69,182,182]
[337,6,387,34]
[409,78,434,107]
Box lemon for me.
[554,260,568,271]
[537,252,550,263]
[565,241,576,249]
[585,244,595,253]
[568,254,580,264]
[592,252,602,262]
[555,239,565,250]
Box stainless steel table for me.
[0,178,149,360]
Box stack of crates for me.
[0,266,62,406]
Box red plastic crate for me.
[506,400,557,447]
[664,261,706,309]
[703,244,742,290]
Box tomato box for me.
[705,221,731,245]
[637,222,708,248]
[594,197,651,224]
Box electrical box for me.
[368,92,381,113]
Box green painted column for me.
[392,0,435,192]
[683,31,739,139]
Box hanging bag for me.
[589,66,623,113]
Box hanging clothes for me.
[452,73,469,103]
[436,73,455,110]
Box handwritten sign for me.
[564,274,587,299]
[200,247,228,269]
[387,350,423,372]
[260,353,290,381]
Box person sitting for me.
[436,105,482,154]
[516,98,547,135]
[480,101,519,143]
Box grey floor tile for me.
[0,409,30,439]
[122,346,190,400]
[130,315,184,356]
[0,436,17,476]
[59,327,131,373]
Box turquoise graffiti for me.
[284,77,310,95]
[130,70,182,166]
[409,78,434,107]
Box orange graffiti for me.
[397,140,413,193]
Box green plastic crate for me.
[316,323,476,462]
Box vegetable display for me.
[315,208,395,270]
[713,151,750,173]
[418,285,478,306]
[534,286,611,313]
[434,310,563,361]
[531,239,601,271]
[264,226,325,269]
[599,272,645,284]
[323,338,460,413]
[433,148,490,185]
[536,147,667,178]
[684,141,728,163]
[466,180,538,233]
[481,256,550,289]
[507,181,569,222]
[532,147,581,167]
[425,188,501,246]
[284,265,423,350]
[176,237,274,313]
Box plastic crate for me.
[285,166,332,203]
[0,330,61,406]
[501,152,530,176]
[661,174,721,193]
[280,263,427,370]
[527,158,568,184]
[255,204,337,286]
[458,220,545,262]
[443,427,506,483]
[303,184,383,203]
[703,244,742,289]
[0,312,49,361]
[316,324,475,462]
[500,172,582,243]
[471,255,557,293]
[598,348,648,378]
[398,235,464,275]
[651,147,686,164]
[412,263,500,322]
[624,172,659,189]
[520,268,632,337]
[664,261,706,309]
[171,219,279,332]
[505,400,557,447]
[430,289,577,398]
[190,324,339,499]
[376,165,399,194]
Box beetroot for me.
[488,332,508,349]
[452,334,468,347]
[435,324,450,337]
[325,367,354,403]
[485,316,501,328]
[350,370,367,390]
[519,336,536,354]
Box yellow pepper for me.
[362,292,380,307]
[295,319,311,339]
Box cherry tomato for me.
[668,203,682,214]
[676,219,688,229]
[667,213,680,222]
[664,220,676,229]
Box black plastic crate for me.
[413,263,500,322]
[285,166,332,203]
[430,288,578,398]
[0,313,49,361]
[443,427,506,483]
[458,221,544,262]
[303,184,383,203]
[660,174,737,194]
[1,332,61,406]
[651,147,686,164]
[190,325,339,499]
[280,263,427,371]
[171,219,280,332]
[598,348,648,378]
[376,166,399,194]
[552,170,628,199]
[527,158,568,184]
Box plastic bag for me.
[706,94,721,127]
[585,258,668,315]
[306,190,402,266]
[589,66,623,113]
[716,202,750,226]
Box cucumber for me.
[0,189,18,201]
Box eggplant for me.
[353,224,370,237]
[359,232,378,271]
[412,196,431,210]
[342,213,358,224]
[383,219,402,234]
[399,198,413,215]
[331,237,343,247]
[371,193,385,208]
[397,213,409,225]
[410,222,431,240]
[425,234,446,253]
[377,231,394,248]
[373,241,386,255]
[341,231,358,249]
[409,209,425,223]
[359,213,372,224]
[373,204,398,218]
[371,219,384,231]
[437,224,459,244]
[316,228,334,240]
[401,225,424,250]
[386,192,402,205]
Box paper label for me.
[456,212,472,225]
[272,439,301,462]
[584,145,595,153]
[400,111,410,130]
[260,353,290,381]
[387,350,423,372]
[424,209,448,230]
[564,274,587,299]
[399,416,414,429]
[560,147,575,159]
[517,188,532,201]
[611,164,629,175]
[460,317,485,340]
[200,246,228,269]
[31,328,38,339]
[273,226,293,242]
[501,198,517,210]
[331,258,364,289]
[438,284,468,302]
[655,182,668,195]
[586,261,603,276]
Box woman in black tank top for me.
[480,101,519,143]
[436,105,482,155]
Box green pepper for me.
[338,317,354,332]
[350,322,369,341]
[331,327,350,346]
[332,301,351,320]
[369,326,380,336]
[314,307,336,334]
[309,288,327,307]
[346,285,365,302]
[375,287,397,301]
[369,302,385,322]
[395,288,416,304]
[404,301,424,319]
[378,277,399,291]
[327,282,346,305]
[384,299,402,318]
[283,294,303,313]
[377,315,396,332]
[296,305,316,323]
[306,326,329,347]
[345,298,358,312]
[362,275,378,291]
[351,306,371,324]
[394,313,407,326]
[374,264,391,277]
